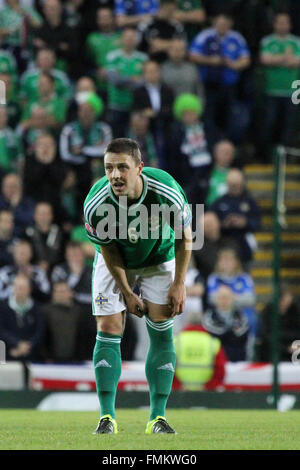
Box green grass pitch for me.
[1,409,300,450]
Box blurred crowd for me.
[0,0,300,373]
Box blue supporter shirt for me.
[189,27,250,86]
[115,0,159,16]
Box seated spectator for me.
[0,173,35,236]
[174,311,226,390]
[0,39,18,90]
[115,0,158,28]
[173,0,206,42]
[16,105,50,155]
[60,92,112,217]
[103,27,147,137]
[209,168,261,264]
[51,241,92,307]
[85,7,121,97]
[189,13,250,146]
[0,274,45,361]
[42,281,85,362]
[0,238,50,302]
[127,112,158,167]
[67,76,97,122]
[258,284,300,362]
[206,139,235,206]
[161,38,204,100]
[0,209,17,267]
[23,201,64,273]
[23,133,67,222]
[20,47,72,106]
[167,93,211,203]
[259,12,300,161]
[202,285,249,362]
[20,72,67,132]
[0,105,23,180]
[138,0,185,63]
[206,247,257,355]
[133,60,174,164]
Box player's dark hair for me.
[105,138,142,165]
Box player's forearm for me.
[174,226,192,284]
[100,243,132,296]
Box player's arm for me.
[100,242,146,317]
[168,224,192,317]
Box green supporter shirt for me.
[22,94,67,123]
[206,167,228,206]
[260,34,300,96]
[0,6,42,47]
[0,127,23,173]
[104,49,147,111]
[20,68,72,104]
[84,167,192,269]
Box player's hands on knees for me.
[124,291,147,318]
[167,281,186,317]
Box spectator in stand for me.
[0,238,50,302]
[0,0,43,71]
[70,215,95,267]
[51,241,92,308]
[20,47,72,106]
[0,72,22,129]
[23,133,67,223]
[132,60,174,165]
[167,93,211,203]
[60,92,112,217]
[32,0,78,74]
[202,285,249,362]
[138,0,185,63]
[67,76,97,122]
[114,0,158,28]
[161,38,204,100]
[20,72,67,133]
[0,39,18,90]
[206,247,257,357]
[127,112,158,167]
[23,202,64,274]
[0,274,45,361]
[259,12,300,161]
[0,209,17,268]
[189,13,250,146]
[209,168,261,265]
[174,0,206,42]
[16,105,50,156]
[206,139,235,206]
[42,281,85,362]
[0,173,35,236]
[103,27,147,137]
[173,311,226,390]
[0,106,23,180]
[85,7,121,98]
[258,284,300,362]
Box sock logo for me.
[95,359,112,368]
[157,363,175,372]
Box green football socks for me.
[93,331,122,419]
[145,316,176,421]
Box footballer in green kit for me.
[84,138,192,435]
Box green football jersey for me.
[83,167,192,269]
[20,68,72,103]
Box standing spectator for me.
[23,201,64,273]
[51,241,92,308]
[127,112,158,167]
[103,27,147,137]
[259,12,300,160]
[202,285,249,362]
[114,0,158,28]
[209,168,261,264]
[60,92,112,215]
[138,0,185,63]
[0,274,45,361]
[132,60,174,164]
[0,173,35,236]
[189,13,250,146]
[23,133,67,222]
[0,106,23,180]
[206,139,235,206]
[0,209,17,267]
[0,238,50,302]
[161,38,204,100]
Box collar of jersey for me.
[108,173,148,210]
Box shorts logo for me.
[95,293,108,306]
[85,222,97,237]
[157,363,175,372]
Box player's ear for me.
[138,161,144,174]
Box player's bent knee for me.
[96,312,124,336]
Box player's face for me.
[104,152,143,199]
